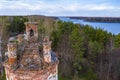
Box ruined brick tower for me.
[25,22,38,41]
[3,22,59,80]
[7,43,17,65]
[43,36,52,63]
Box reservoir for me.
[59,17,120,35]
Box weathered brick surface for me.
[4,22,58,80]
[5,63,58,80]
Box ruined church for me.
[3,22,59,80]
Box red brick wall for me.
[5,63,58,80]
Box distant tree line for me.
[70,17,120,23]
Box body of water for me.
[59,17,120,35]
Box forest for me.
[0,16,120,80]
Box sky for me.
[0,0,120,17]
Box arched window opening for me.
[30,29,34,37]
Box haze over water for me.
[59,17,120,35]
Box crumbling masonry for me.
[3,22,59,80]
